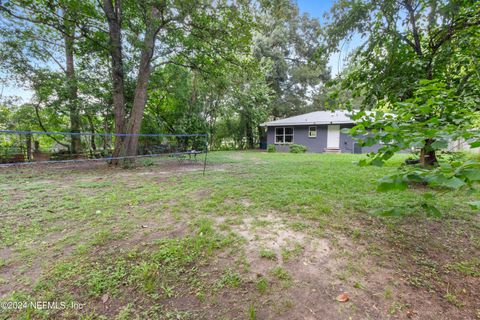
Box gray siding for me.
[267,124,382,154]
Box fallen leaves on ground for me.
[336,292,349,302]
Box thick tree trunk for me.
[122,22,158,159]
[245,115,254,149]
[419,139,438,166]
[64,18,82,156]
[103,2,160,164]
[103,0,126,163]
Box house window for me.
[275,127,294,144]
[308,126,317,138]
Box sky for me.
[1,0,350,103]
[296,0,334,19]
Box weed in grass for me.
[446,258,480,277]
[115,303,135,320]
[252,219,273,228]
[84,260,129,296]
[259,248,277,260]
[256,277,268,294]
[351,229,361,239]
[196,291,205,302]
[289,221,308,231]
[353,281,364,289]
[236,254,251,273]
[270,266,291,281]
[384,286,393,299]
[248,304,256,320]
[281,243,303,262]
[131,261,160,293]
[388,301,408,315]
[275,298,294,314]
[444,291,465,308]
[165,310,193,319]
[217,268,242,288]
[161,283,175,298]
[224,217,244,226]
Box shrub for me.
[289,144,307,153]
[140,158,156,167]
[267,144,276,153]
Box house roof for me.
[260,110,358,127]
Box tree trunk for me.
[245,116,254,149]
[419,139,438,166]
[121,9,159,160]
[103,0,126,163]
[86,114,97,152]
[64,14,82,156]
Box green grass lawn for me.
[0,151,479,319]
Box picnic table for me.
[173,150,203,163]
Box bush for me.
[289,144,307,153]
[139,158,156,167]
[267,144,276,153]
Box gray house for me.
[261,110,382,153]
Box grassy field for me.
[0,151,479,319]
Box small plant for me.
[445,258,480,277]
[259,249,277,260]
[281,244,303,262]
[217,268,242,288]
[140,157,156,166]
[267,144,276,153]
[270,266,291,281]
[289,144,307,153]
[444,291,464,308]
[256,277,268,293]
[248,304,256,320]
[353,281,364,289]
[384,286,393,299]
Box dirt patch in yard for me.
[203,213,379,319]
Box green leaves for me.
[468,201,480,210]
[470,141,480,149]
[438,177,466,190]
[430,140,448,150]
[383,162,480,192]
[377,174,408,192]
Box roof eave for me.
[261,121,355,127]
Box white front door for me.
[327,125,340,149]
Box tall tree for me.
[94,0,255,162]
[0,0,87,154]
[255,0,330,118]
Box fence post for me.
[203,135,208,176]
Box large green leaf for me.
[430,140,448,150]
[468,201,480,210]
[377,175,407,192]
[441,177,466,189]
[460,169,480,182]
